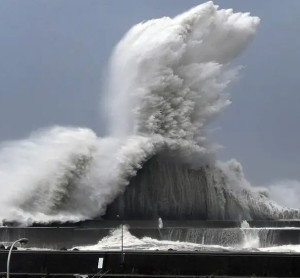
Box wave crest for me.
[0,2,298,224]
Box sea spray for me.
[240,220,260,248]
[105,1,260,165]
[0,2,298,224]
[0,128,164,224]
[75,225,235,252]
[74,226,300,252]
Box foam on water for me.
[75,226,235,252]
[75,226,300,253]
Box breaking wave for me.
[75,225,236,252]
[0,2,298,225]
[75,225,300,253]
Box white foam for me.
[0,2,297,224]
[75,226,300,253]
[75,226,235,252]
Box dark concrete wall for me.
[0,250,300,277]
[1,223,300,249]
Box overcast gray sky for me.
[0,0,299,186]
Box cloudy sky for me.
[0,0,299,187]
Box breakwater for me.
[0,250,300,277]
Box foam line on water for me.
[75,226,300,253]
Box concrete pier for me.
[0,250,300,277]
[1,220,300,249]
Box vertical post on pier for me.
[121,219,124,255]
[116,214,125,266]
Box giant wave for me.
[0,2,298,225]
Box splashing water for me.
[75,225,235,252]
[240,221,259,249]
[75,226,300,253]
[0,2,298,224]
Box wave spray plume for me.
[0,2,298,224]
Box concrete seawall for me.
[0,250,300,277]
[1,220,300,249]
